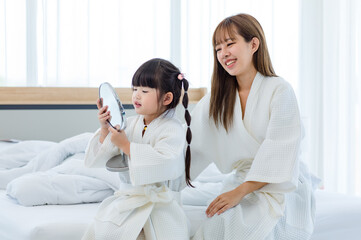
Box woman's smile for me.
[225,59,236,68]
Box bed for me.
[1,139,361,240]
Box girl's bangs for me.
[132,72,155,88]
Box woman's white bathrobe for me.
[82,111,189,240]
[191,72,316,240]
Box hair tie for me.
[178,73,184,80]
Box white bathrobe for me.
[82,111,189,240]
[191,72,316,240]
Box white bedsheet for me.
[0,189,98,240]
[1,141,361,239]
[1,189,361,240]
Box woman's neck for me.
[236,68,257,91]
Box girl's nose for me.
[135,92,141,99]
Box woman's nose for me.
[220,48,229,59]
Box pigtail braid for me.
[181,78,193,187]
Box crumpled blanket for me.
[0,133,120,206]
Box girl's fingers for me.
[98,111,110,119]
[98,105,108,115]
[108,126,117,133]
[99,111,108,118]
[99,116,110,122]
[96,98,103,109]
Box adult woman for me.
[190,13,315,239]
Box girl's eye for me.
[142,90,148,93]
[132,88,137,92]
[227,42,234,47]
[215,48,221,52]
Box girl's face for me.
[132,86,164,124]
[215,31,257,79]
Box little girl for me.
[81,58,192,240]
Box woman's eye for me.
[215,48,221,52]
[142,90,148,93]
[132,88,137,92]
[227,42,234,47]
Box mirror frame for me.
[99,82,126,130]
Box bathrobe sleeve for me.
[245,83,302,193]
[84,128,121,168]
[128,120,186,186]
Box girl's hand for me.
[205,188,244,217]
[108,125,130,156]
[97,98,111,130]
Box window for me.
[0,0,299,91]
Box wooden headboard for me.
[0,87,207,105]
[0,87,207,141]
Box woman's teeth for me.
[226,60,235,66]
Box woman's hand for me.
[108,125,130,156]
[206,181,268,217]
[206,188,245,217]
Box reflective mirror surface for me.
[99,82,126,130]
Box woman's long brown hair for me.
[209,13,277,132]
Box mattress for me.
[1,141,361,239]
[1,189,361,240]
[0,190,99,240]
[311,190,361,240]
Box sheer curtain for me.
[180,0,300,89]
[0,0,171,87]
[299,0,361,195]
[0,0,299,89]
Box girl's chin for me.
[134,108,142,114]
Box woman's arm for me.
[206,181,268,217]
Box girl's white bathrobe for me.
[190,72,316,240]
[82,111,189,240]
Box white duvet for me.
[0,133,120,206]
[0,133,261,210]
[0,133,228,208]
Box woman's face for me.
[215,31,256,79]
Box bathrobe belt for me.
[95,185,179,226]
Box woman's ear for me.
[251,37,260,54]
[162,92,173,106]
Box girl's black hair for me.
[132,58,193,187]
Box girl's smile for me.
[133,101,141,108]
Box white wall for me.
[0,105,194,142]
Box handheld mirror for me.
[99,82,129,173]
[99,82,126,130]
